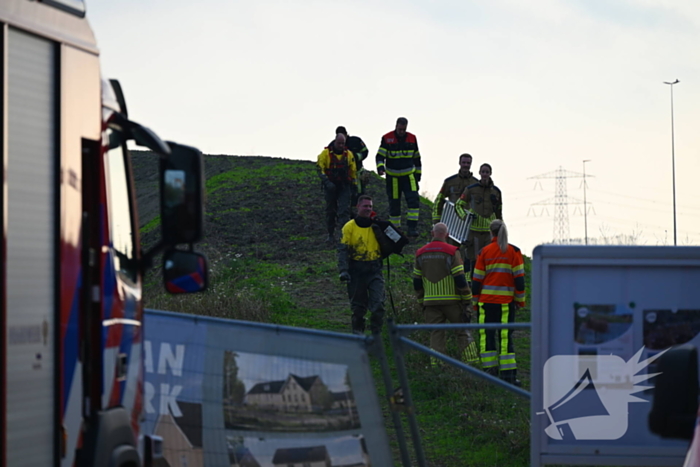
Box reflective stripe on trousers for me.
[477,301,516,371]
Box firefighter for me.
[338,195,385,334]
[332,126,369,206]
[432,153,479,224]
[317,133,357,243]
[472,219,526,386]
[455,163,502,279]
[413,222,479,367]
[376,117,422,238]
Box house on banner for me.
[244,374,333,412]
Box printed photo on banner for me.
[223,350,360,432]
[227,434,370,467]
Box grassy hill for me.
[132,152,532,467]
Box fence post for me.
[388,318,428,467]
[370,335,413,467]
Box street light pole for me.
[664,79,679,246]
[583,160,591,245]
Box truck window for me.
[105,127,137,282]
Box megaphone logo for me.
[541,347,666,440]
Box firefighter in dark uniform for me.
[317,133,357,243]
[376,117,421,238]
[455,163,502,279]
[413,222,479,367]
[338,195,385,335]
[472,219,526,386]
[332,126,369,206]
[432,153,479,225]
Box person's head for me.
[334,133,346,152]
[459,153,473,172]
[356,195,373,218]
[431,222,449,241]
[479,163,492,182]
[490,219,508,253]
[395,117,408,138]
[335,126,348,137]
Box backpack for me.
[371,218,409,259]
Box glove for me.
[377,167,386,177]
[455,199,467,220]
[460,304,472,323]
[516,301,525,309]
[324,179,336,191]
[339,271,351,282]
[414,172,421,182]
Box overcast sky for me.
[89,1,700,255]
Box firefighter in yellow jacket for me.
[413,222,479,367]
[317,133,357,243]
[455,163,502,279]
[338,195,385,334]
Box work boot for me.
[484,366,499,377]
[351,316,365,335]
[500,369,522,387]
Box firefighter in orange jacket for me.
[413,222,479,367]
[472,219,526,386]
[317,133,357,243]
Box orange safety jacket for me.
[472,238,526,306]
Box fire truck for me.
[1,1,208,465]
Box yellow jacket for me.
[316,148,357,184]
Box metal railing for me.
[382,318,532,467]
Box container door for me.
[5,27,57,466]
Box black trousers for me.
[347,260,385,334]
[385,174,419,230]
[325,182,352,235]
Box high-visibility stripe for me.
[423,295,461,302]
[385,151,418,159]
[377,148,388,157]
[459,293,473,301]
[392,177,399,199]
[500,352,517,371]
[451,264,464,275]
[499,303,509,361]
[407,208,419,221]
[481,286,515,294]
[386,167,416,176]
[473,268,485,280]
[485,262,512,271]
[409,174,417,191]
[513,264,525,276]
[413,268,422,277]
[390,216,401,228]
[470,212,497,231]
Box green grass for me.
[140,215,160,234]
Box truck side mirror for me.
[648,344,699,440]
[160,143,204,245]
[163,250,208,294]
